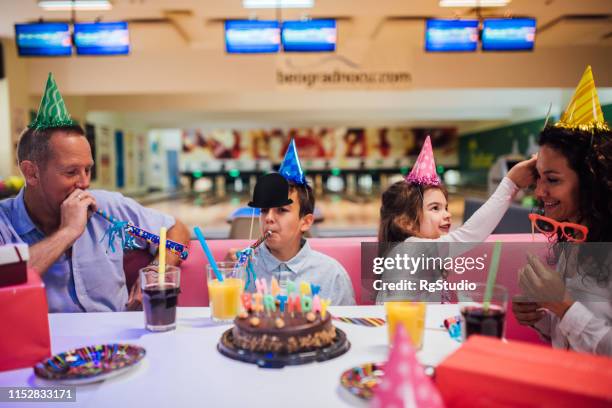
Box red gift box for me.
[0,269,51,372]
[0,244,28,287]
[436,335,612,408]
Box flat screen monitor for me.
[14,23,72,56]
[281,19,336,52]
[482,18,536,51]
[425,19,478,52]
[225,20,280,54]
[74,22,130,55]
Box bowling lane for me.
[143,194,466,239]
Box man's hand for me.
[59,189,97,241]
[511,294,545,326]
[126,276,143,311]
[28,189,97,276]
[507,154,537,189]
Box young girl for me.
[377,136,536,302]
[379,136,536,246]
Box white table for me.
[0,305,461,408]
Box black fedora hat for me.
[248,172,293,208]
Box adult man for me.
[0,73,189,312]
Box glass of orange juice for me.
[385,302,426,349]
[207,261,245,322]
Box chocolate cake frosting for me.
[231,310,337,354]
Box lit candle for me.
[253,293,264,313]
[271,277,281,297]
[321,298,331,318]
[276,294,288,312]
[300,281,311,297]
[263,294,276,312]
[310,284,321,297]
[301,295,312,312]
[312,295,321,314]
[255,278,268,294]
[241,293,252,311]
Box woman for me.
[513,67,612,355]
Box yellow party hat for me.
[555,65,609,132]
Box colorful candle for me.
[276,295,288,312]
[300,281,311,297]
[253,293,264,313]
[312,295,321,314]
[301,295,312,312]
[263,294,276,312]
[310,284,321,297]
[255,278,268,294]
[271,277,281,297]
[241,293,252,311]
[287,281,296,297]
[288,295,302,314]
[320,298,331,318]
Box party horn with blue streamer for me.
[236,230,272,290]
[96,209,189,260]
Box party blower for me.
[96,209,189,260]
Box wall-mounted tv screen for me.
[281,19,336,52]
[482,18,536,51]
[74,22,130,56]
[225,20,280,54]
[14,23,72,56]
[425,19,478,52]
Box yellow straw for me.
[159,227,167,285]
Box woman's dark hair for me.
[377,181,448,255]
[538,125,612,284]
[538,126,612,242]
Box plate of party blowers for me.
[340,362,435,400]
[34,344,146,385]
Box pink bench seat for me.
[126,234,548,344]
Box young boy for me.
[232,172,355,305]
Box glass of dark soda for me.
[140,265,181,332]
[459,283,508,340]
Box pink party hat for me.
[405,136,441,186]
[371,324,445,408]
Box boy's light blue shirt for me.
[0,189,175,313]
[250,239,356,305]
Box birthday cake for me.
[230,280,336,354]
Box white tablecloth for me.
[0,305,461,407]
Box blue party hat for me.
[279,139,306,185]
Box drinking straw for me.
[159,227,167,284]
[194,226,223,282]
[248,207,256,240]
[483,241,502,312]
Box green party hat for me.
[29,73,77,130]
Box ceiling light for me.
[38,1,112,11]
[439,0,510,7]
[243,0,314,9]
